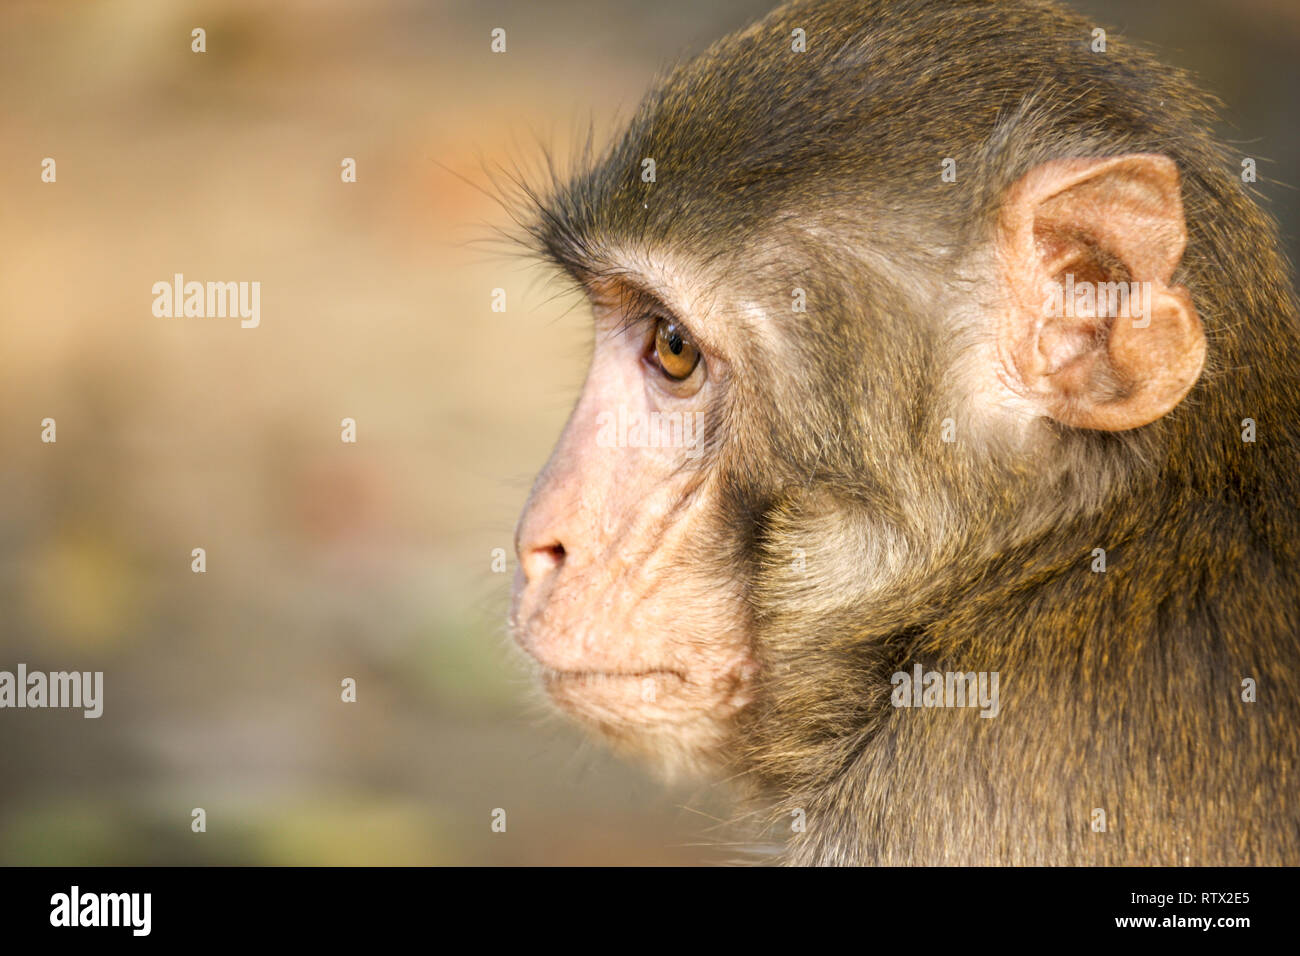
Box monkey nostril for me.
[522,542,566,582]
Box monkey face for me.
[510,273,757,777]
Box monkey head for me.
[508,0,1216,785]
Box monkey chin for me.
[537,667,748,782]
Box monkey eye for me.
[650,317,702,383]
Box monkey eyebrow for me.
[584,270,658,315]
[583,271,713,353]
[537,220,728,356]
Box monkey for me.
[507,0,1300,865]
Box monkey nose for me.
[520,541,566,584]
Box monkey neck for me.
[738,414,1300,842]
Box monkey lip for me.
[539,667,693,722]
[540,667,688,686]
[511,618,688,688]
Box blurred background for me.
[0,0,1295,865]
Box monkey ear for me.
[996,154,1206,430]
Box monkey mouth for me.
[540,667,688,686]
[538,667,691,719]
[510,612,689,688]
[539,666,710,732]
